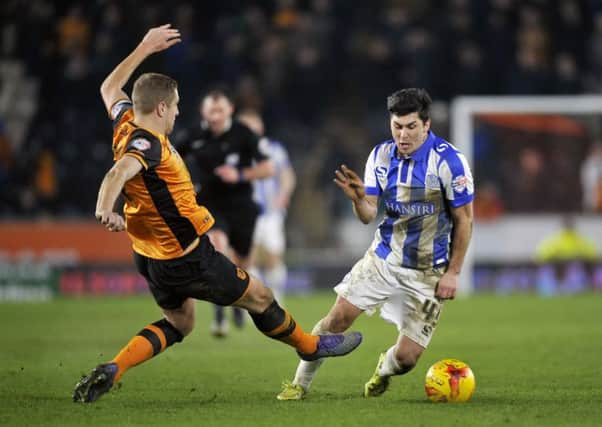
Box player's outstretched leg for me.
[73,318,184,403]
[249,299,362,360]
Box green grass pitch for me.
[1,292,601,426]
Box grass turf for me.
[1,293,601,426]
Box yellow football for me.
[425,358,476,403]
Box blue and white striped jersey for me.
[364,131,474,270]
[253,138,291,215]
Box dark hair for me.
[132,73,178,114]
[202,83,234,105]
[387,88,432,122]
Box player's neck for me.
[133,115,166,136]
[210,118,232,136]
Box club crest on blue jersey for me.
[375,166,387,178]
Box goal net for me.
[451,96,602,295]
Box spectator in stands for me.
[473,181,504,221]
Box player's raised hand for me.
[334,164,366,202]
[139,24,181,54]
[95,211,126,232]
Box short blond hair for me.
[132,73,178,114]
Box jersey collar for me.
[389,130,435,161]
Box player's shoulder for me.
[369,139,395,161]
[264,138,290,161]
[127,128,162,149]
[266,138,287,152]
[429,134,464,161]
[429,134,471,177]
[431,132,461,157]
[232,120,257,138]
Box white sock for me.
[265,263,287,303]
[378,345,401,377]
[292,318,329,390]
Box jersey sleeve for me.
[109,99,133,129]
[438,150,474,207]
[253,135,270,162]
[364,145,382,197]
[124,130,162,170]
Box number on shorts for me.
[422,300,441,322]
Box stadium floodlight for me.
[451,95,602,295]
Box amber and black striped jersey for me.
[109,99,214,260]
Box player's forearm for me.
[100,44,151,104]
[241,160,275,181]
[95,167,130,214]
[447,217,472,275]
[279,168,296,201]
[352,197,377,224]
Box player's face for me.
[164,90,180,135]
[390,112,430,156]
[202,96,234,132]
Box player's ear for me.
[157,101,167,117]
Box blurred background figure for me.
[175,89,274,338]
[535,215,599,295]
[581,142,602,212]
[536,215,599,263]
[238,109,296,305]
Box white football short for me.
[334,250,445,348]
[252,212,285,254]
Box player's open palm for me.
[140,24,181,54]
[334,164,366,202]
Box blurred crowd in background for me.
[1,0,602,248]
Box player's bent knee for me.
[236,276,274,313]
[166,315,194,337]
[178,319,195,337]
[163,304,196,337]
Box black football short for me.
[133,234,250,310]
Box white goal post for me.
[450,95,602,295]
